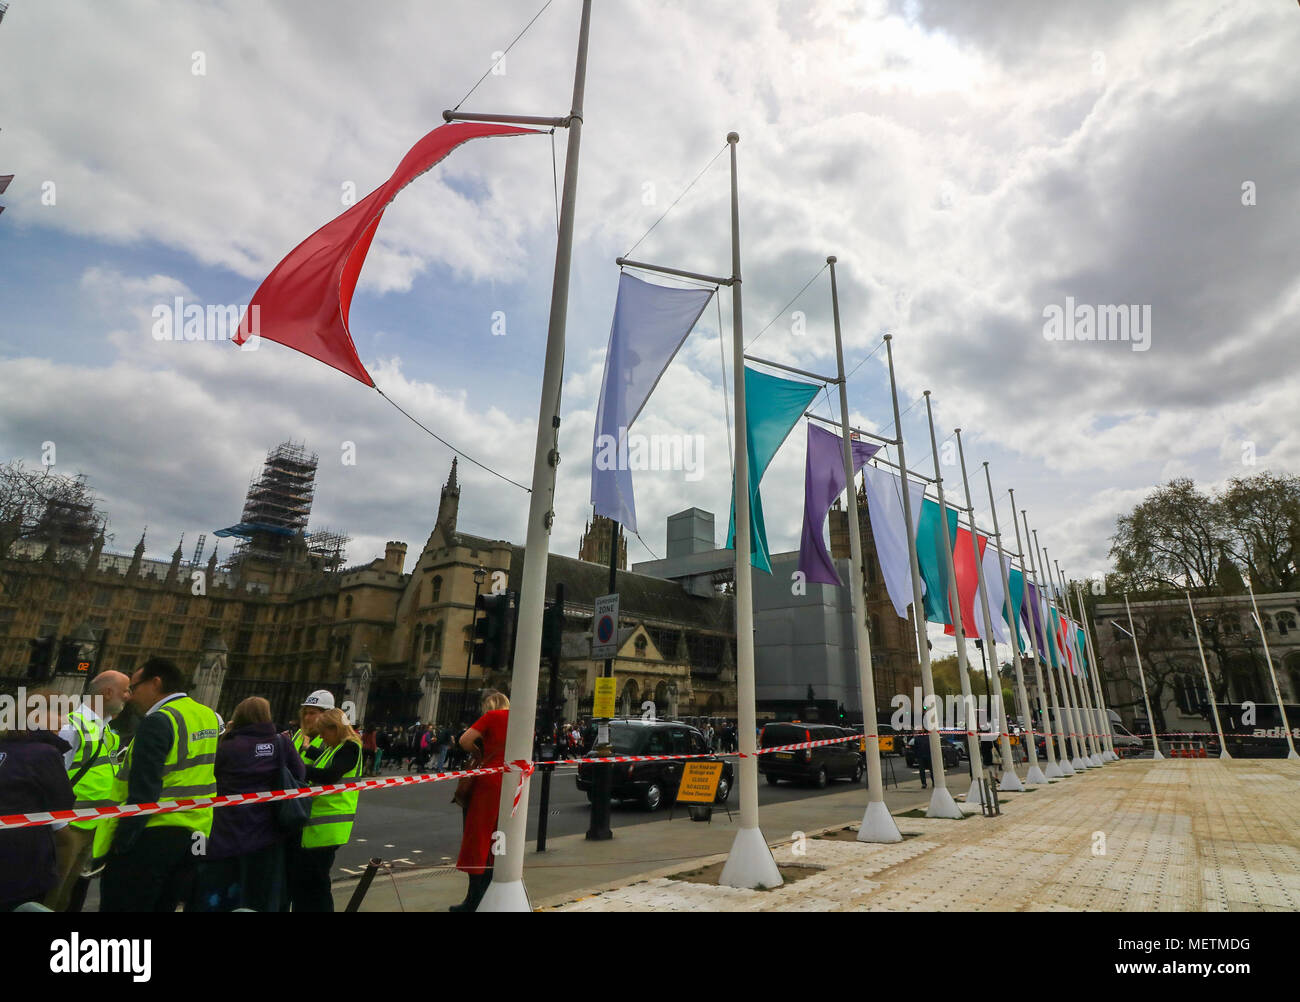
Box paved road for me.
[334,757,977,877]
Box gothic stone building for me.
[0,460,736,727]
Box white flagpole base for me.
[1044,761,1064,779]
[999,769,1024,792]
[1071,755,1088,770]
[1025,765,1049,785]
[1105,749,1119,762]
[1088,754,1104,767]
[857,799,903,843]
[1218,749,1232,760]
[1058,758,1076,776]
[1288,748,1299,761]
[966,777,985,805]
[719,826,783,889]
[1151,749,1165,760]
[476,878,531,913]
[926,786,964,819]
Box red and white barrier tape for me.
[0,733,857,830]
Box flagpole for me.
[923,394,986,808]
[884,339,962,817]
[1076,581,1118,761]
[719,132,783,889]
[1065,568,1112,764]
[1245,579,1300,760]
[954,431,1022,792]
[1186,589,1231,759]
[1054,557,1104,766]
[825,257,901,843]
[1122,593,1165,760]
[1010,496,1064,779]
[987,473,1047,785]
[478,0,592,913]
[1036,532,1089,770]
[1022,512,1076,775]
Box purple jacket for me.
[0,730,74,906]
[207,722,305,861]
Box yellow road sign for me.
[675,761,723,803]
[592,676,616,719]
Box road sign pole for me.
[587,526,618,841]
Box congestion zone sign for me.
[592,593,619,659]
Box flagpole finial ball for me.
[826,255,837,265]
[727,131,740,144]
[883,333,892,342]
[923,389,931,397]
[955,427,961,434]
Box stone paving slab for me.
[546,759,1300,912]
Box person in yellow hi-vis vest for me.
[287,690,332,765]
[286,707,362,912]
[100,657,220,912]
[46,669,130,911]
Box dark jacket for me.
[0,730,75,906]
[912,734,932,763]
[207,722,305,861]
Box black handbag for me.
[274,734,310,833]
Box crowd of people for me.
[1,661,749,915]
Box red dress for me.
[456,708,507,874]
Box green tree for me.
[1219,472,1300,591]
[1109,478,1224,592]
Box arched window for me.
[431,576,442,604]
[422,624,434,654]
[1276,611,1295,636]
[1224,616,1241,636]
[344,595,353,619]
[634,634,647,657]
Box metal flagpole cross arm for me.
[743,354,841,384]
[442,111,574,128]
[614,257,734,286]
[803,411,897,446]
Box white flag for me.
[861,464,925,619]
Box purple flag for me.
[797,423,880,586]
[1023,580,1049,660]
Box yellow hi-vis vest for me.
[301,739,362,849]
[292,729,323,759]
[66,705,121,832]
[124,695,220,836]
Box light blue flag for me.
[590,272,714,533]
[725,366,821,573]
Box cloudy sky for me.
[2,0,1298,658]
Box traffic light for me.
[541,600,563,662]
[26,636,55,682]
[472,592,518,671]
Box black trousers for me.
[192,842,289,912]
[100,827,196,912]
[917,762,931,786]
[286,842,338,912]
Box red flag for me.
[944,527,988,638]
[234,122,536,385]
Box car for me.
[903,734,961,770]
[574,719,733,811]
[758,722,864,788]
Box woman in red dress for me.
[451,689,509,912]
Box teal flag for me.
[1076,626,1090,677]
[1007,566,1028,652]
[916,497,960,625]
[726,366,821,573]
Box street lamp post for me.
[462,565,487,723]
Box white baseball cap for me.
[302,690,336,710]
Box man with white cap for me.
[289,690,334,766]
